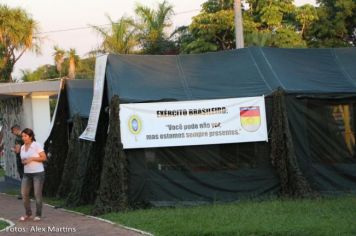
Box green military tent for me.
[44,79,104,203]
[36,47,356,213]
[78,47,356,209]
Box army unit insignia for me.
[240,106,261,132]
[128,115,142,135]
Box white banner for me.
[79,54,108,141]
[120,96,268,149]
[44,79,64,143]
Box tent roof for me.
[105,47,356,102]
[66,79,93,118]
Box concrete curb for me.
[45,203,154,236]
[0,217,15,233]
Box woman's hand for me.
[22,157,33,165]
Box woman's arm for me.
[22,151,47,165]
[11,144,21,154]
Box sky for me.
[1,0,316,79]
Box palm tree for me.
[135,0,174,54]
[67,48,79,79]
[91,15,138,54]
[0,5,41,82]
[53,46,65,77]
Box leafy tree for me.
[244,0,307,48]
[243,30,272,47]
[173,26,218,53]
[177,0,235,53]
[190,8,235,51]
[0,5,41,82]
[20,55,94,82]
[75,56,95,80]
[270,26,306,47]
[91,15,138,54]
[177,0,307,53]
[295,4,319,38]
[202,0,234,13]
[251,0,295,28]
[59,48,94,80]
[20,45,94,82]
[307,0,356,47]
[135,0,175,54]
[21,65,57,82]
[240,13,271,46]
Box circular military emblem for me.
[128,115,142,135]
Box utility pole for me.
[234,0,244,49]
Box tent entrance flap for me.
[287,96,356,193]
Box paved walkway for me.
[0,189,150,236]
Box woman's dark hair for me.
[21,128,36,142]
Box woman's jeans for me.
[21,171,45,217]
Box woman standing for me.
[19,128,47,221]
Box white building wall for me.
[22,95,51,145]
[22,95,33,130]
[31,96,51,145]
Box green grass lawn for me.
[0,220,9,231]
[15,194,356,236]
[101,196,356,236]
